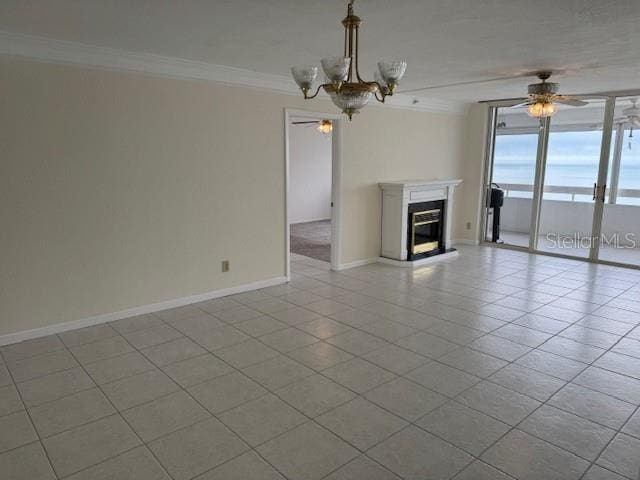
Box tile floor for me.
[2,246,640,479]
[499,231,640,267]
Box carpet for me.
[290,220,331,262]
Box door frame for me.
[284,108,343,280]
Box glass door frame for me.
[480,93,640,269]
[528,116,551,252]
[588,97,616,261]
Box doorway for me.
[482,93,640,268]
[284,109,342,278]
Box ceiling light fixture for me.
[290,118,334,135]
[527,99,557,118]
[317,120,333,134]
[515,72,586,118]
[291,0,406,120]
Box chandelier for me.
[291,0,407,120]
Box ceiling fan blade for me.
[613,117,640,127]
[510,102,532,109]
[555,97,588,107]
[291,121,319,125]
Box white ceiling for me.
[1,0,639,102]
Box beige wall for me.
[455,103,490,243]
[0,56,476,338]
[340,107,470,263]
[289,122,332,224]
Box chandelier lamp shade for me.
[291,0,407,120]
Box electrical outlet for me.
[466,222,471,230]
[221,260,230,272]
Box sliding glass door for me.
[483,93,640,268]
[537,99,608,258]
[483,106,542,248]
[598,96,640,266]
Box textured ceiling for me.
[1,0,639,102]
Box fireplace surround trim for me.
[379,179,462,266]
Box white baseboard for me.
[334,258,378,271]
[0,276,287,347]
[453,238,480,246]
[377,251,460,268]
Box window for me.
[616,128,640,205]
[493,134,538,199]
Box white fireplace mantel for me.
[379,179,462,265]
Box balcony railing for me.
[497,183,640,203]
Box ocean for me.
[493,131,640,203]
[493,163,640,189]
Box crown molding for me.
[0,30,469,115]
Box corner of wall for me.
[454,103,490,243]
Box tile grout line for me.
[2,247,639,479]
[0,347,61,480]
[579,401,640,480]
[58,331,178,480]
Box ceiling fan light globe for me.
[527,101,556,118]
[317,120,333,134]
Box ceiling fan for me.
[614,98,640,150]
[512,71,588,118]
[291,119,333,134]
[614,98,640,127]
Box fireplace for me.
[379,179,461,265]
[407,200,445,260]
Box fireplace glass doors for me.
[407,200,445,260]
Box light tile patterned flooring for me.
[499,231,640,266]
[1,246,640,479]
